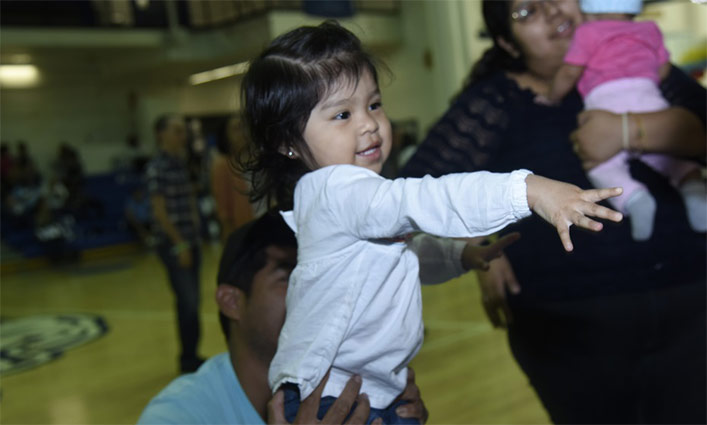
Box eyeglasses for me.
[511,0,557,23]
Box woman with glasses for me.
[402,1,706,423]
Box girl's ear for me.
[496,36,521,59]
[216,284,246,322]
[277,146,298,159]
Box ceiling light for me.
[189,62,249,86]
[0,64,40,88]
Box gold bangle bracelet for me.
[634,114,644,153]
[621,112,630,151]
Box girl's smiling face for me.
[300,69,392,174]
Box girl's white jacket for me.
[270,164,531,408]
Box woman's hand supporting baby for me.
[525,174,623,252]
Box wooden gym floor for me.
[0,243,550,424]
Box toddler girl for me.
[241,21,622,424]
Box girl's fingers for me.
[583,187,622,203]
[556,224,573,252]
[580,202,623,222]
[572,213,603,232]
[594,205,623,222]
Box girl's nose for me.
[360,111,379,134]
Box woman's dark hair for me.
[239,20,381,210]
[466,1,527,86]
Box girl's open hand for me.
[525,174,623,252]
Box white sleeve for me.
[408,233,468,285]
[313,165,532,239]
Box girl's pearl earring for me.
[287,151,294,157]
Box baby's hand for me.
[461,233,521,271]
[525,174,623,252]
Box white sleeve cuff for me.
[509,169,533,220]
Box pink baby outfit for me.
[564,20,698,213]
[565,20,668,98]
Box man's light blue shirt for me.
[138,352,265,425]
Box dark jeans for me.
[508,281,706,424]
[156,242,202,366]
[283,385,419,425]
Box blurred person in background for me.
[1,142,14,202]
[5,141,42,225]
[51,142,104,220]
[146,114,204,374]
[124,187,154,247]
[210,116,254,243]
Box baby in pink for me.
[546,0,706,240]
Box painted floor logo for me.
[0,313,108,376]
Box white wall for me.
[644,0,707,85]
[1,83,133,175]
[0,70,244,177]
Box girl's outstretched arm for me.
[525,174,623,252]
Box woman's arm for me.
[571,65,706,169]
[572,107,706,170]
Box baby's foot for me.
[680,179,707,233]
[625,189,656,241]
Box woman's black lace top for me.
[401,68,706,302]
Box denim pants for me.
[156,242,202,365]
[282,384,419,425]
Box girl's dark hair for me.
[466,1,527,86]
[239,20,381,210]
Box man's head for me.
[216,212,297,362]
[154,114,187,155]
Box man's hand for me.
[268,372,381,425]
[461,233,521,271]
[477,254,520,328]
[392,368,428,424]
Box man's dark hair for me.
[217,211,297,339]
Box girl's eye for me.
[369,102,382,111]
[334,111,350,120]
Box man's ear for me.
[496,36,521,59]
[216,284,246,321]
